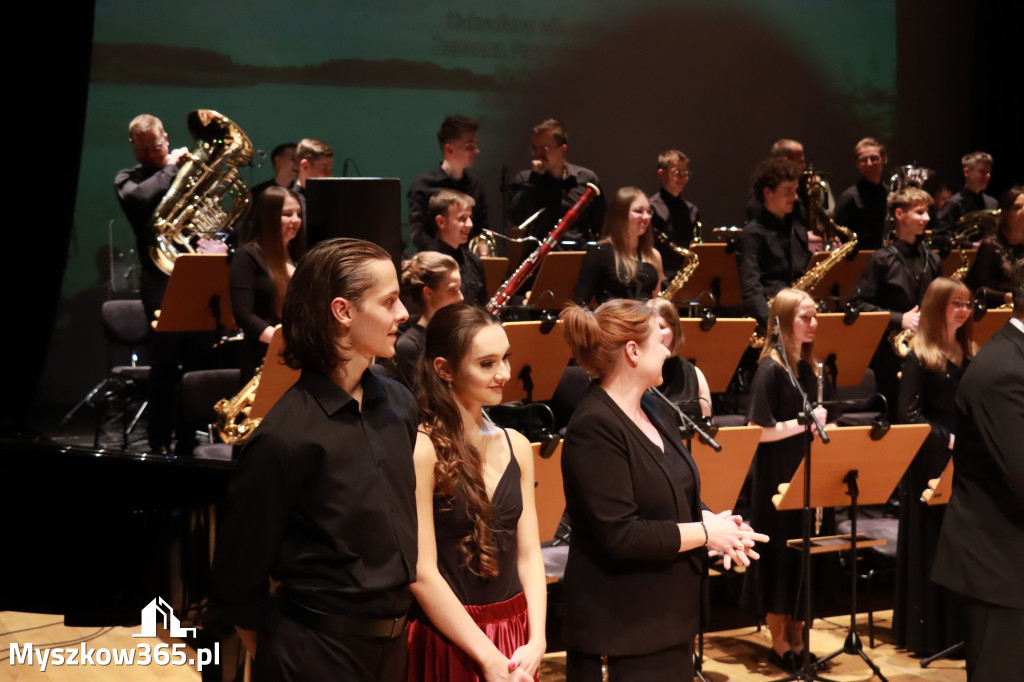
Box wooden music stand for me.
[526,251,586,310]
[481,257,510,299]
[670,243,744,307]
[249,327,300,421]
[501,321,573,403]
[689,426,761,513]
[772,423,927,680]
[773,424,928,546]
[923,459,954,506]
[972,308,1012,347]
[941,248,977,279]
[677,318,757,393]
[155,254,235,332]
[807,249,875,304]
[814,312,889,386]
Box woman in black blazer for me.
[559,299,768,680]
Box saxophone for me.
[890,208,1000,356]
[214,365,263,444]
[150,109,254,275]
[749,174,858,348]
[655,228,700,301]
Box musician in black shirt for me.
[851,187,942,413]
[649,149,702,277]
[736,157,810,327]
[407,115,490,253]
[426,189,488,306]
[935,151,998,238]
[834,137,889,250]
[508,118,605,244]
[212,239,418,682]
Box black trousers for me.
[964,597,1024,682]
[253,605,408,682]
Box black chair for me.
[180,368,242,461]
[91,299,153,447]
[836,368,885,426]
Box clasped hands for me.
[703,509,769,569]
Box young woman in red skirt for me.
[406,303,546,682]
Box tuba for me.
[150,110,254,275]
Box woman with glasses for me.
[893,277,975,657]
[573,186,665,306]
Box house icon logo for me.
[133,597,197,638]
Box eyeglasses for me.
[631,209,655,217]
[949,299,974,310]
[133,140,168,152]
[668,169,692,179]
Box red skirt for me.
[406,591,530,682]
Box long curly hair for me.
[416,303,502,578]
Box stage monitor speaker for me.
[305,178,403,265]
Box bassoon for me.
[486,183,600,315]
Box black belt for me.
[278,597,407,639]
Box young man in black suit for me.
[932,260,1024,680]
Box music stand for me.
[670,243,745,307]
[501,321,572,403]
[773,424,928,682]
[249,327,300,421]
[154,255,235,333]
[972,308,1012,347]
[526,251,586,310]
[813,312,889,387]
[480,257,510,299]
[690,426,760,513]
[677,318,757,393]
[807,250,874,307]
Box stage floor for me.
[2,610,965,680]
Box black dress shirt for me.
[934,188,998,237]
[407,166,490,252]
[735,209,811,325]
[114,163,177,274]
[392,324,425,391]
[850,237,941,333]
[649,188,701,275]
[211,369,419,630]
[834,178,889,250]
[508,162,605,244]
[428,239,488,306]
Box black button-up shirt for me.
[735,208,811,326]
[850,237,941,333]
[211,369,419,630]
[834,178,889,250]
[649,188,701,275]
[508,162,606,244]
[934,188,998,237]
[428,239,488,306]
[407,166,491,252]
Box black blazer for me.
[932,321,1024,609]
[561,383,704,656]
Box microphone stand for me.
[649,387,719,682]
[771,319,832,682]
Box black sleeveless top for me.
[658,356,701,420]
[434,430,524,606]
